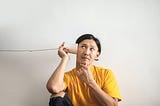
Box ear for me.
[94,52,100,61]
[96,52,100,58]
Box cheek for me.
[91,53,98,58]
[76,51,82,59]
[77,49,83,55]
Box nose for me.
[84,48,90,55]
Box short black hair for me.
[75,34,101,54]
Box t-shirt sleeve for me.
[102,70,122,101]
[63,72,70,90]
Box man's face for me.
[76,39,100,66]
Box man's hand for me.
[58,42,70,60]
[77,62,95,85]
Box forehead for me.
[79,39,98,47]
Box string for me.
[0,48,58,52]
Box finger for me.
[80,63,88,70]
[77,68,83,73]
[78,68,85,75]
[77,70,82,78]
[77,70,80,76]
[59,42,65,49]
[59,43,69,54]
[81,61,90,66]
[60,42,65,47]
[62,42,65,46]
[81,62,87,65]
[80,67,86,71]
[80,63,87,67]
[63,48,69,54]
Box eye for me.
[90,48,95,51]
[81,45,86,48]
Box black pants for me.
[49,93,73,106]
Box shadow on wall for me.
[0,52,58,106]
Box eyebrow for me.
[81,43,97,48]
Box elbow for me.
[46,82,63,94]
[102,99,118,106]
[108,100,118,106]
[46,85,54,94]
[112,101,118,106]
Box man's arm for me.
[89,80,118,106]
[77,63,118,106]
[46,43,69,94]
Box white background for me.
[0,0,160,106]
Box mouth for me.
[81,57,90,61]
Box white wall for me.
[0,0,160,106]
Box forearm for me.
[89,81,118,106]
[47,57,68,94]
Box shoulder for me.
[94,65,112,73]
[93,65,116,77]
[64,68,76,76]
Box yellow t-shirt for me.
[64,65,122,106]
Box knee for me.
[49,92,73,106]
[49,92,65,106]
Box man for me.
[47,34,122,106]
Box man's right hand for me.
[58,42,70,60]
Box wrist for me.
[88,80,97,88]
[61,56,69,61]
